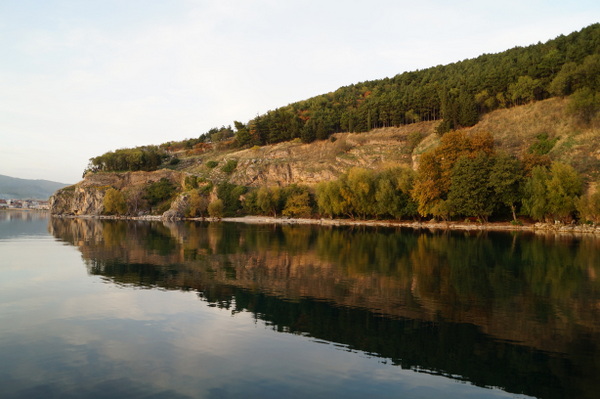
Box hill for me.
[85,23,600,176]
[140,97,596,187]
[52,97,600,223]
[0,174,70,200]
[53,24,600,224]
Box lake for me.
[1,211,599,398]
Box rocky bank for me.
[50,170,189,217]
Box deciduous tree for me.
[103,188,127,215]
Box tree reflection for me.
[50,218,600,399]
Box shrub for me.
[144,178,177,207]
[208,199,224,219]
[528,133,559,155]
[217,182,246,216]
[206,160,219,169]
[242,190,260,215]
[184,175,198,190]
[407,131,424,150]
[221,159,238,174]
[576,191,600,223]
[185,190,209,218]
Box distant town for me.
[0,199,50,210]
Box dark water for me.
[1,212,599,398]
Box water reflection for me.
[50,218,600,399]
[0,210,49,239]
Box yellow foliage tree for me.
[103,188,127,215]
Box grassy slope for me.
[468,97,600,180]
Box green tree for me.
[489,154,524,221]
[447,154,494,221]
[144,178,177,208]
[216,182,245,216]
[548,62,577,96]
[522,166,550,221]
[458,90,479,127]
[346,168,376,218]
[375,167,417,219]
[546,162,583,222]
[568,87,600,124]
[257,186,281,217]
[316,181,346,218]
[411,131,495,219]
[508,75,542,105]
[242,190,261,215]
[522,162,582,222]
[234,121,254,147]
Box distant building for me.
[0,199,50,210]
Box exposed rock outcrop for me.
[183,125,438,187]
[50,170,187,216]
[161,192,190,220]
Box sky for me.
[1,0,599,184]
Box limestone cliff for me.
[184,123,438,187]
[50,170,188,216]
[50,123,437,217]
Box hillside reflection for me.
[50,218,600,399]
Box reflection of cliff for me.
[50,218,600,349]
[50,218,600,399]
[51,218,181,266]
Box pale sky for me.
[1,0,599,184]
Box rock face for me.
[50,170,187,216]
[188,126,437,188]
[50,125,437,216]
[161,192,190,220]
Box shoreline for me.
[50,213,600,235]
[220,216,600,235]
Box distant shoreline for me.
[50,214,600,235]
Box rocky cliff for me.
[185,122,439,187]
[51,123,438,217]
[50,170,188,216]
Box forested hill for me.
[87,23,600,174]
[235,22,599,145]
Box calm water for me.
[1,212,599,398]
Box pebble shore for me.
[51,214,600,235]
